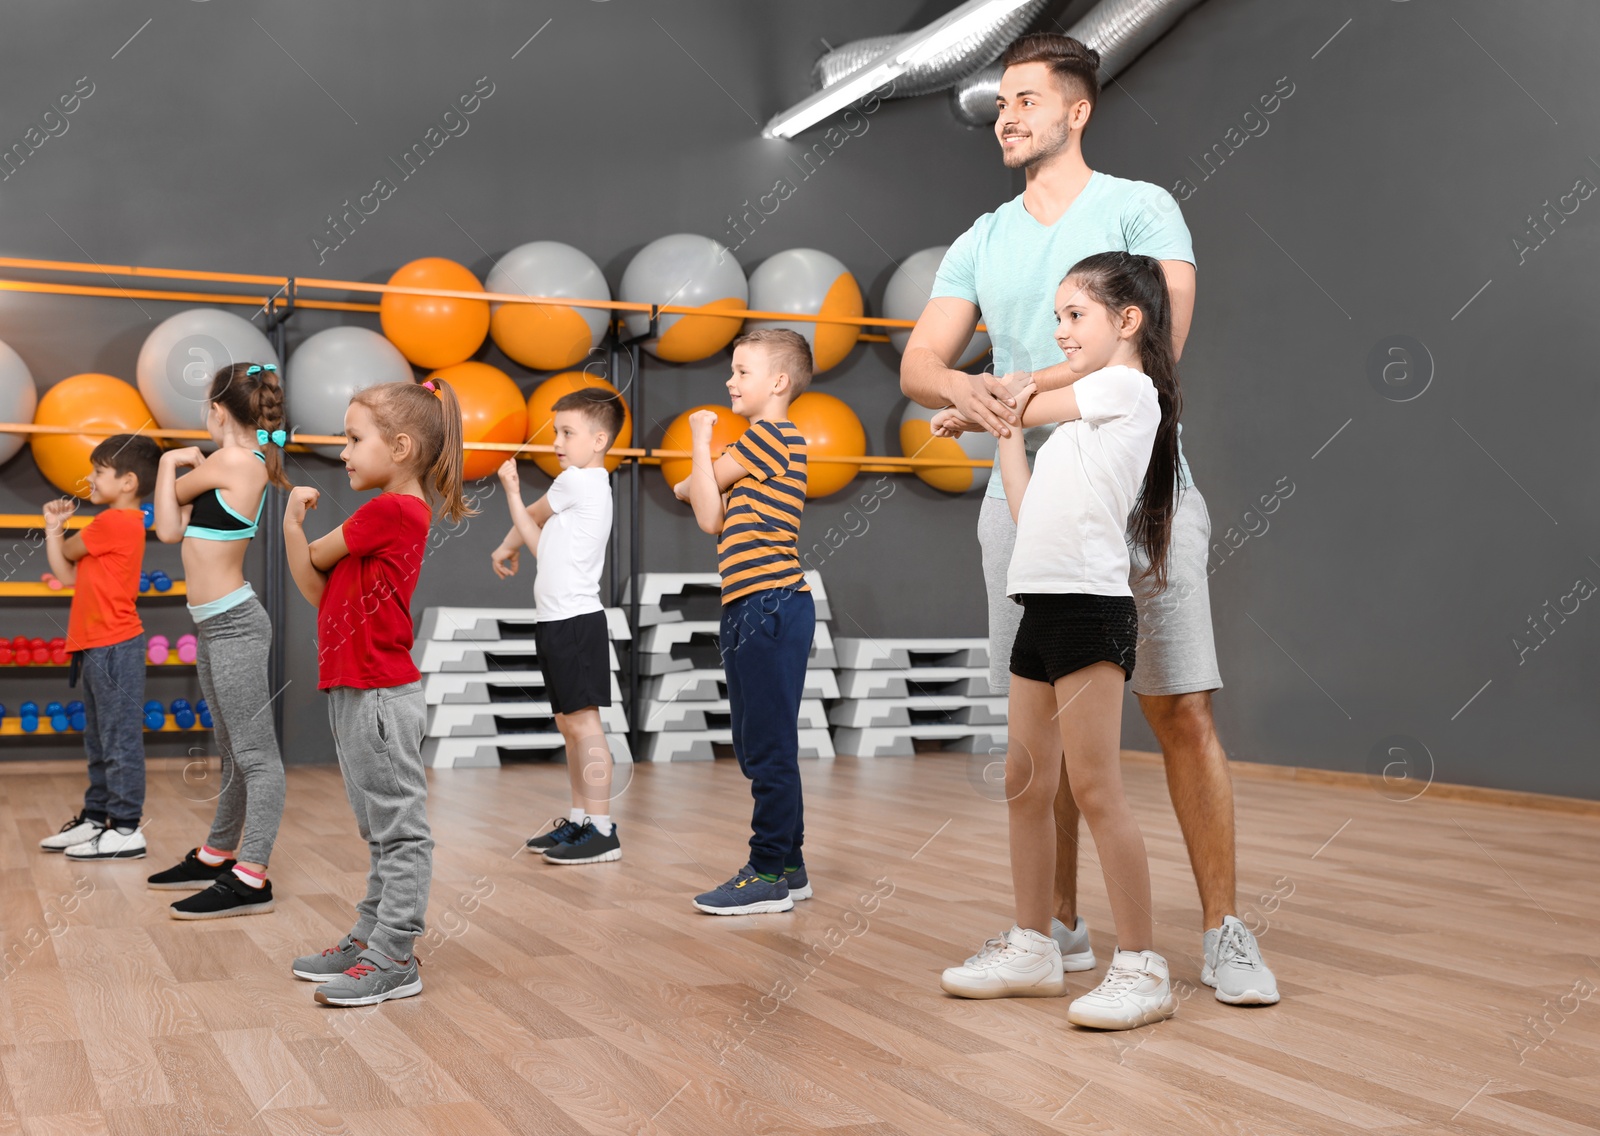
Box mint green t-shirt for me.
[931,170,1196,498]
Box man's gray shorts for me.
[978,488,1223,697]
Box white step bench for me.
[423,669,624,706]
[417,606,629,642]
[645,668,839,702]
[834,637,989,671]
[416,638,621,674]
[827,695,1008,729]
[424,732,633,769]
[622,571,832,624]
[642,727,835,763]
[427,703,629,737]
[642,698,828,732]
[836,667,995,699]
[831,725,1007,759]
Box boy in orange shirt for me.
[39,434,163,861]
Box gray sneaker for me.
[1050,915,1097,972]
[1202,915,1280,1005]
[313,948,422,1007]
[291,934,364,981]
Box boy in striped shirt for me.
[674,328,815,915]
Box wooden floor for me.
[2,754,1598,1136]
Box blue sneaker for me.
[783,864,812,900]
[693,864,793,915]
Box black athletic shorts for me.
[533,610,613,714]
[1009,593,1138,685]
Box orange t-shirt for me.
[66,509,146,652]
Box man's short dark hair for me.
[1000,34,1101,124]
[552,388,626,450]
[89,434,162,497]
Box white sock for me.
[232,865,266,889]
[569,807,586,824]
[588,814,612,836]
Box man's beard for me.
[1002,115,1074,169]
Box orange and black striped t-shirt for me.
[718,418,810,605]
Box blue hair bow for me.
[257,428,288,447]
[245,363,278,376]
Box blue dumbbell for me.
[49,705,68,731]
[141,501,155,529]
[20,701,39,732]
[0,702,7,726]
[149,570,172,593]
[171,699,195,729]
[196,698,213,728]
[66,700,83,715]
[143,700,166,730]
[69,708,85,732]
[45,701,63,717]
[139,571,151,594]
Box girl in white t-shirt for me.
[931,251,1183,1030]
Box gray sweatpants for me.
[196,596,286,866]
[327,683,432,961]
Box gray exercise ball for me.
[487,241,611,371]
[286,327,413,458]
[0,339,37,466]
[137,309,279,433]
[883,246,991,366]
[620,234,747,362]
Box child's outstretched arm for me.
[1018,386,1083,428]
[42,498,84,586]
[998,385,1039,524]
[283,485,339,606]
[678,410,745,534]
[493,459,554,576]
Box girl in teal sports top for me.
[147,362,291,919]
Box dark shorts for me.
[1009,593,1139,685]
[534,610,612,715]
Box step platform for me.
[416,638,622,674]
[643,698,829,732]
[643,727,835,763]
[835,667,995,700]
[645,668,839,702]
[831,724,1007,759]
[637,620,835,669]
[834,637,988,671]
[622,571,831,625]
[427,703,629,737]
[424,669,625,706]
[417,606,629,643]
[827,695,1008,729]
[424,732,633,769]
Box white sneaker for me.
[1050,915,1097,972]
[1068,948,1177,1030]
[1203,915,1280,1005]
[40,812,105,852]
[65,826,146,861]
[941,926,1066,999]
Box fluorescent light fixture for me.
[761,0,1037,140]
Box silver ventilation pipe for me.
[950,0,1207,125]
[810,1,1051,101]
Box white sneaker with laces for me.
[1050,915,1097,972]
[40,813,105,852]
[1203,915,1280,1005]
[1067,948,1177,1030]
[65,826,146,861]
[941,926,1066,999]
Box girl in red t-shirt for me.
[282,378,473,1007]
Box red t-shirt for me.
[317,493,431,691]
[67,509,146,652]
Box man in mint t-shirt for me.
[901,33,1278,1006]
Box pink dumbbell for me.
[147,635,170,665]
[176,634,197,664]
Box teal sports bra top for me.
[183,450,267,541]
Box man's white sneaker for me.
[941,926,1066,999]
[40,813,105,852]
[1203,915,1280,1005]
[1050,915,1097,972]
[1067,948,1177,1030]
[65,827,146,861]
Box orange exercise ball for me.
[525,372,632,477]
[659,404,749,491]
[31,374,155,498]
[427,362,527,480]
[381,258,490,369]
[787,391,865,498]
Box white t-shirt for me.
[533,466,612,621]
[1006,365,1160,600]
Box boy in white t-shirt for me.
[493,388,623,865]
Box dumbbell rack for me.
[625,571,838,762]
[829,637,1007,757]
[414,606,633,769]
[0,514,209,748]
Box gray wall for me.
[0,0,1595,799]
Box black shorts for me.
[1009,593,1138,685]
[533,610,613,715]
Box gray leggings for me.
[196,595,285,866]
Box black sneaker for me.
[170,871,275,920]
[526,818,583,851]
[541,822,621,865]
[783,864,812,900]
[148,848,235,891]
